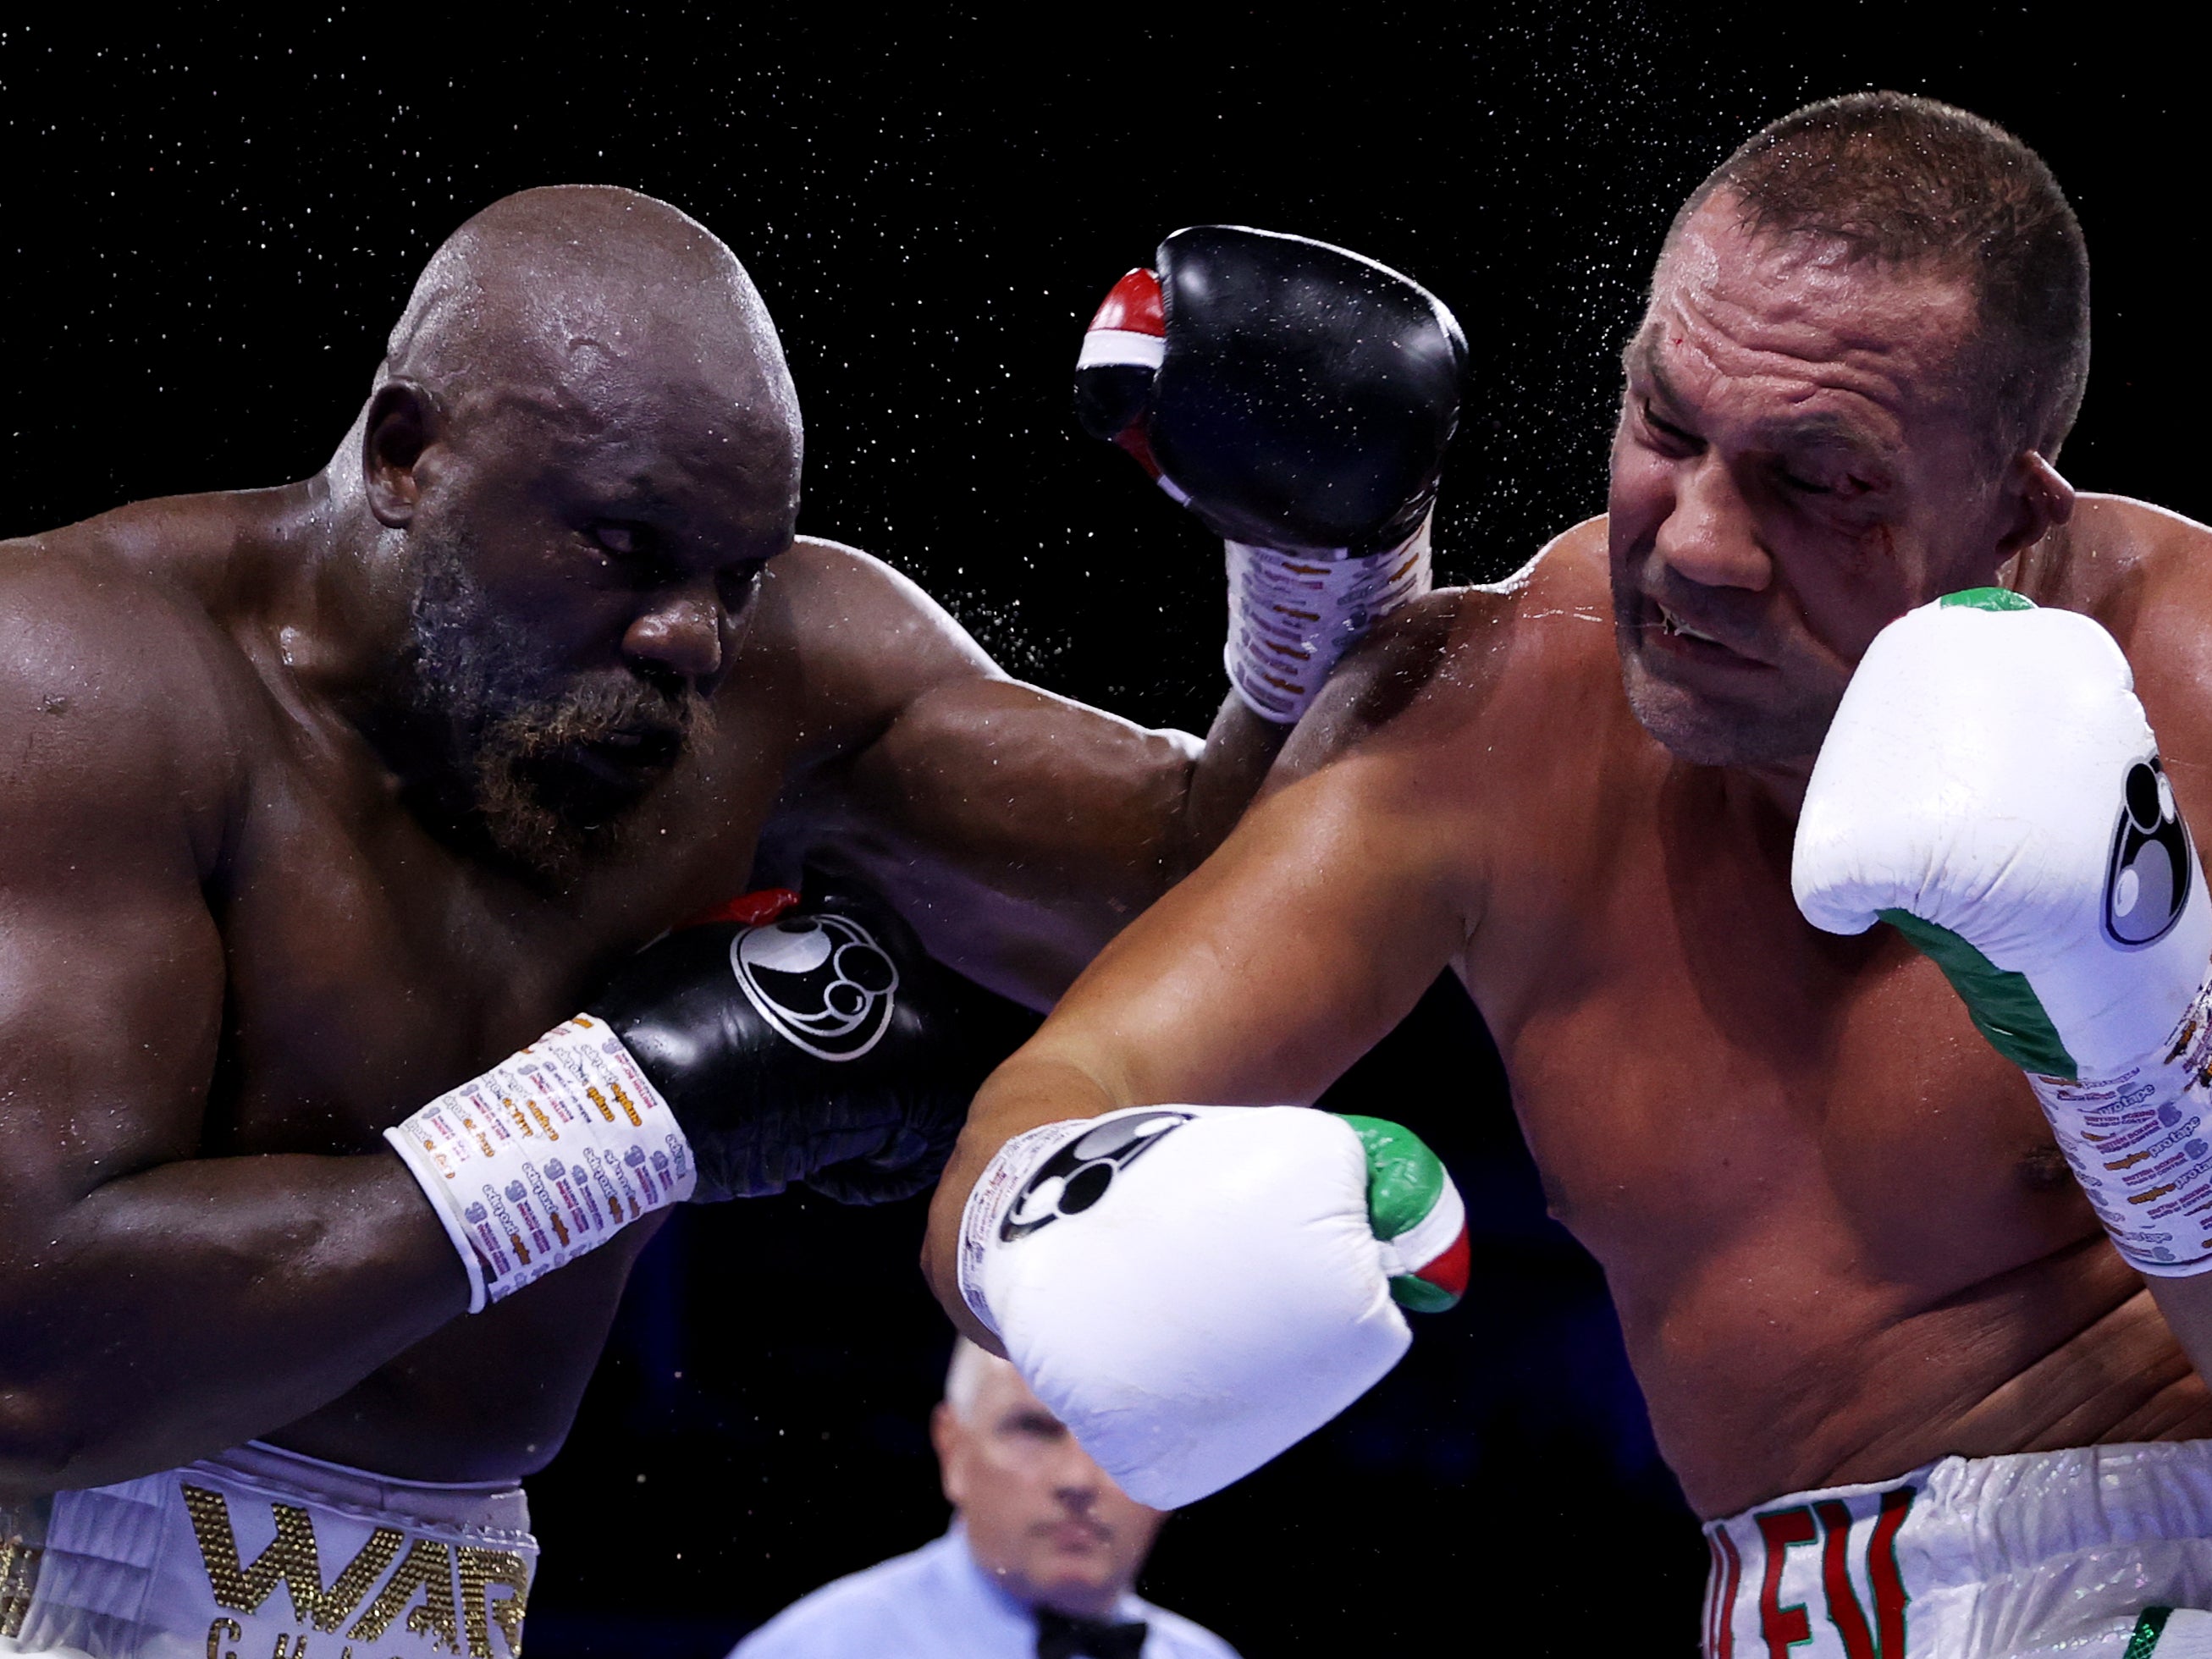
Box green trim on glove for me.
[1343,1115,1447,1237]
[1938,587,2035,612]
[1879,908,2078,1079]
[1342,1114,1463,1313]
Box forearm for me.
[0,1149,466,1492]
[2146,1276,2212,1383]
[1172,691,1292,880]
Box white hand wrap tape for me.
[386,1016,697,1309]
[2033,976,2212,1276]
[956,1116,1095,1337]
[1223,515,1432,723]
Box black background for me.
[5,8,2207,1655]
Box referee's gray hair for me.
[943,1337,998,1423]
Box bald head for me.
[342,188,808,883]
[382,185,800,504]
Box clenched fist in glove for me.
[1794,589,2212,1275]
[1073,224,1466,724]
[957,1105,1468,1507]
[388,879,1035,1309]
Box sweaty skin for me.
[0,187,1279,1495]
[927,196,2212,1520]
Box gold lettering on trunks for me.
[456,1547,531,1657]
[185,1486,405,1631]
[585,1085,615,1122]
[1,1535,41,1639]
[205,1616,241,1658]
[347,1536,459,1651]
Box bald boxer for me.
[0,193,1459,1657]
[929,96,2212,1656]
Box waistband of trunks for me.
[211,1442,528,1536]
[1701,1439,2212,1659]
[1708,1440,2212,1568]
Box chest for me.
[201,733,788,1157]
[1465,761,2076,1284]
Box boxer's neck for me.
[214,452,446,777]
[1734,756,1817,823]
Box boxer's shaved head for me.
[1663,93,2089,463]
[360,186,803,882]
[383,185,800,466]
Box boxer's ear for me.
[1994,449,2076,560]
[362,379,439,528]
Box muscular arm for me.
[0,574,466,1493]
[761,541,1288,1007]
[921,593,1483,1337]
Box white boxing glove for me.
[957,1106,1469,1508]
[1794,588,2212,1274]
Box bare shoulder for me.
[1275,515,1617,785]
[2022,496,2212,785]
[2034,493,2209,629]
[757,535,1001,679]
[0,543,251,867]
[740,535,1002,750]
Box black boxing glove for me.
[385,881,1035,1309]
[1074,225,1467,722]
[590,877,1032,1205]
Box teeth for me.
[1659,606,1717,646]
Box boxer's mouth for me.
[1651,600,1767,666]
[1656,603,1724,647]
[569,725,687,783]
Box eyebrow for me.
[1623,329,1896,465]
[1751,411,1895,463]
[1622,331,1686,416]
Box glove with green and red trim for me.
[957,1104,1467,1508]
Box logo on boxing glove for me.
[1001,1111,1190,1241]
[730,914,901,1061]
[2105,757,2194,949]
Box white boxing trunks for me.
[1704,1440,2212,1657]
[0,1441,533,1659]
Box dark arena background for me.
[4,9,2206,1654]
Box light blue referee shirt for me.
[729,1526,1242,1659]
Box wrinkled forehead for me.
[1631,194,1982,421]
[466,294,803,527]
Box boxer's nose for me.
[623,578,725,684]
[1654,453,1771,593]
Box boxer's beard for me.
[402,530,710,883]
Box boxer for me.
[928,95,2212,1656]
[0,190,1463,1656]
